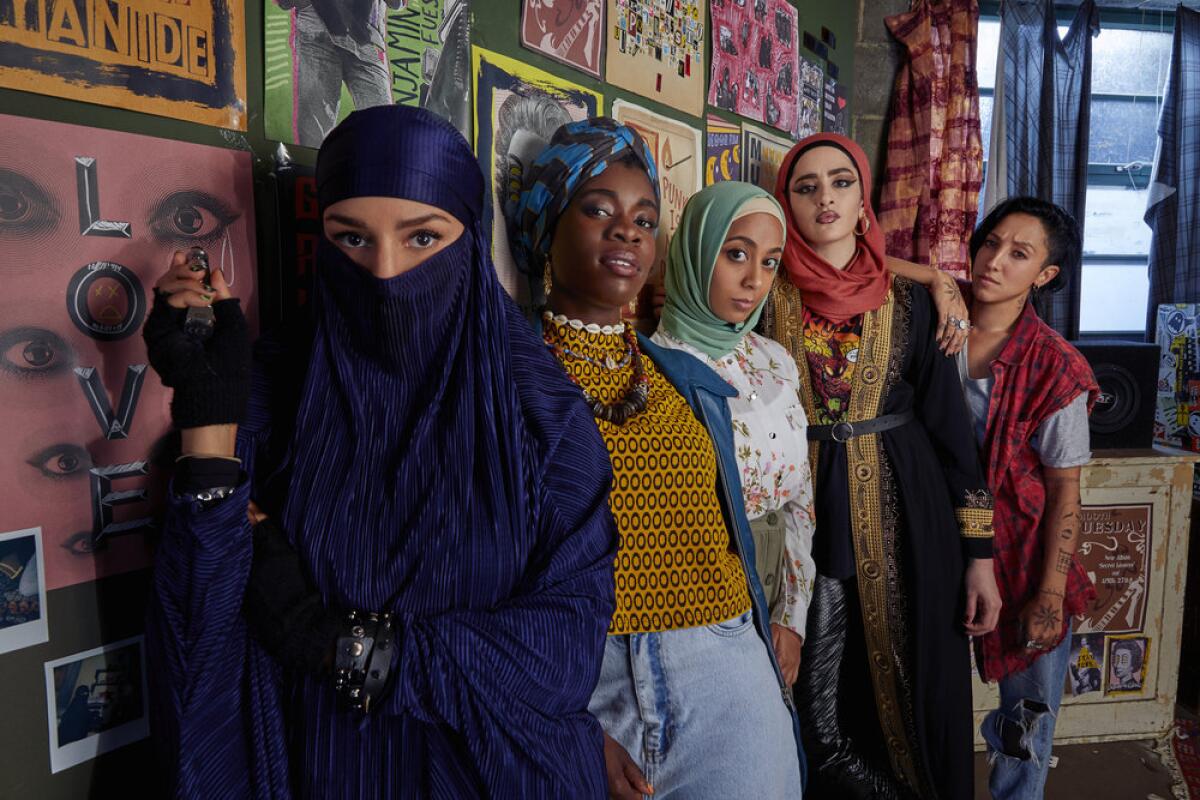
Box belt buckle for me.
[831,421,854,442]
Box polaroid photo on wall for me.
[0,527,48,655]
[43,636,149,773]
[1104,635,1150,697]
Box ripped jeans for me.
[981,633,1071,800]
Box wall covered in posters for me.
[0,0,248,129]
[0,0,863,792]
[0,112,257,792]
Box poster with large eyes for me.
[0,114,258,590]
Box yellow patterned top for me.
[544,318,752,634]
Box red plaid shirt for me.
[973,303,1099,682]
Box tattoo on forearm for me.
[1055,549,1072,575]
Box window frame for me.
[976,2,1175,336]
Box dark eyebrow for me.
[577,187,660,212]
[724,235,758,246]
[323,212,454,229]
[792,167,856,182]
[1013,239,1038,250]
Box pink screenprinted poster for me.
[0,115,258,589]
[708,0,801,133]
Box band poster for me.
[520,0,605,79]
[604,0,705,116]
[473,46,602,309]
[0,0,248,129]
[1072,504,1152,636]
[264,0,472,149]
[741,120,793,195]
[0,113,258,590]
[708,0,801,134]
[705,114,741,186]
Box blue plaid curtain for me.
[1146,7,1200,336]
[989,0,1098,338]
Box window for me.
[975,8,1174,335]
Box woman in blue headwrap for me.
[141,105,617,798]
[508,118,805,799]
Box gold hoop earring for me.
[854,215,871,237]
[542,258,553,299]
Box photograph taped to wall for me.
[1104,634,1150,697]
[1073,504,1151,635]
[0,527,48,656]
[797,54,823,139]
[264,0,472,149]
[473,45,602,309]
[1065,633,1105,697]
[705,114,742,186]
[741,120,793,195]
[822,75,847,135]
[0,0,248,129]
[44,636,149,773]
[707,0,801,133]
[520,0,605,79]
[0,114,258,590]
[611,99,701,326]
[605,0,704,116]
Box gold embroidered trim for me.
[844,284,922,793]
[956,507,995,538]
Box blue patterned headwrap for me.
[506,116,659,276]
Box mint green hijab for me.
[659,181,787,359]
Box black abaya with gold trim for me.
[762,275,993,800]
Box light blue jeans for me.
[588,611,802,799]
[981,633,1072,800]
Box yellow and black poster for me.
[0,0,247,129]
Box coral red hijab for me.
[774,133,890,322]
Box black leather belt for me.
[807,410,915,443]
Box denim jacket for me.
[639,334,807,788]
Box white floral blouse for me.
[651,329,817,637]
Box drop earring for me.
[543,258,553,300]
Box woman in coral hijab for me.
[758,132,1001,799]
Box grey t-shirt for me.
[956,345,1091,468]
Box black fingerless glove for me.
[143,293,251,429]
[244,517,340,675]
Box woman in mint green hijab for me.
[652,181,817,687]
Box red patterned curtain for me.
[878,0,984,279]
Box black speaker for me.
[1073,340,1158,450]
